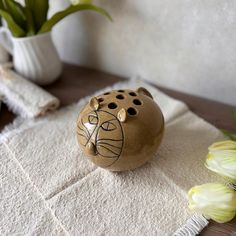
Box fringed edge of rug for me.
[228,183,236,191]
[173,213,209,236]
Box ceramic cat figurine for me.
[77,87,164,171]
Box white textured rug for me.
[0,79,224,235]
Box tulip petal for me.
[188,183,236,223]
[205,141,236,182]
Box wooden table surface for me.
[0,64,235,235]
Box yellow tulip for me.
[188,183,236,223]
[205,140,236,182]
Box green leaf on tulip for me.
[39,3,112,34]
[0,9,25,37]
[222,130,236,141]
[222,106,236,141]
[234,108,236,123]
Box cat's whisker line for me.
[96,150,118,159]
[97,144,120,156]
[77,125,85,132]
[77,125,89,139]
[97,138,123,142]
[77,132,87,139]
[96,141,122,150]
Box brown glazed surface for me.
[77,87,165,171]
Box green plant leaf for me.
[0,9,25,37]
[0,0,5,10]
[24,7,35,36]
[25,0,33,9]
[80,0,92,4]
[39,3,112,34]
[222,130,236,141]
[233,108,236,123]
[221,109,236,141]
[28,0,49,32]
[3,0,26,30]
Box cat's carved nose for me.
[86,142,96,156]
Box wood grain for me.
[0,64,235,235]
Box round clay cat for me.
[77,87,164,171]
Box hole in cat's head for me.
[133,99,142,105]
[108,102,117,109]
[104,92,110,95]
[116,94,124,100]
[98,98,104,103]
[127,107,137,116]
[129,92,137,97]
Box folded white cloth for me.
[0,64,60,118]
[0,79,225,235]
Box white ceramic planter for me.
[0,27,62,85]
[0,43,9,63]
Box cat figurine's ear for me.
[89,97,100,110]
[117,108,127,123]
[136,87,153,99]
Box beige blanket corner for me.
[0,79,225,235]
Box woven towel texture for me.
[0,69,60,118]
[0,79,224,235]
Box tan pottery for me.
[77,87,164,171]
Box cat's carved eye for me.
[88,115,98,125]
[101,121,117,131]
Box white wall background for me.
[50,0,236,105]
